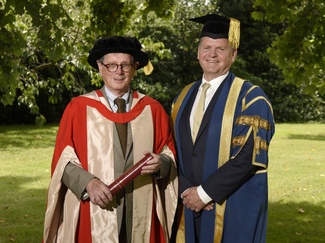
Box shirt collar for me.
[104,86,130,112]
[202,71,229,90]
[104,86,130,104]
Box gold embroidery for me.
[232,135,268,154]
[236,115,271,130]
[254,136,268,155]
[232,136,245,147]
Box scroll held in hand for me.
[108,153,153,195]
[82,153,153,200]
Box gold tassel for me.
[229,18,240,49]
[143,60,154,75]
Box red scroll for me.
[108,153,153,196]
[82,153,153,200]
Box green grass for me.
[0,125,57,243]
[0,123,324,242]
[267,124,325,243]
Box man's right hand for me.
[85,178,113,208]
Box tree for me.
[0,0,324,124]
[213,0,325,122]
[252,0,325,95]
[0,0,176,125]
[0,0,95,125]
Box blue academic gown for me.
[172,72,275,242]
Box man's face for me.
[197,37,237,81]
[97,53,138,96]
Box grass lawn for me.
[0,124,57,242]
[0,123,324,242]
[267,124,325,243]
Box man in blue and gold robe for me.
[171,14,275,243]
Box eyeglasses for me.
[100,62,135,73]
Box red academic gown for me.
[43,90,178,243]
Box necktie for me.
[114,98,127,157]
[192,82,211,141]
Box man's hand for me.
[86,178,113,208]
[181,187,213,212]
[141,152,161,175]
[203,202,214,211]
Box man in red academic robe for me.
[43,36,178,243]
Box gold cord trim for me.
[254,136,268,155]
[171,82,196,137]
[242,86,274,115]
[254,169,267,174]
[232,135,268,154]
[236,115,271,131]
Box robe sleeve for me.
[202,133,255,204]
[202,85,274,204]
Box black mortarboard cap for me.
[88,36,153,75]
[189,14,240,48]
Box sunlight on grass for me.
[0,123,324,242]
[268,124,325,204]
[267,123,325,243]
[0,125,57,242]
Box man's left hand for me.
[141,152,161,175]
[181,187,206,212]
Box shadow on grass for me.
[0,175,48,242]
[0,125,57,149]
[1,175,324,243]
[268,200,325,243]
[287,134,325,141]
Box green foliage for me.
[0,0,324,124]
[90,0,134,36]
[0,0,95,125]
[253,0,325,95]
[260,78,325,123]
[217,0,325,122]
[146,0,174,18]
[0,0,179,124]
[0,1,27,105]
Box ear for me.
[134,61,140,69]
[232,49,238,62]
